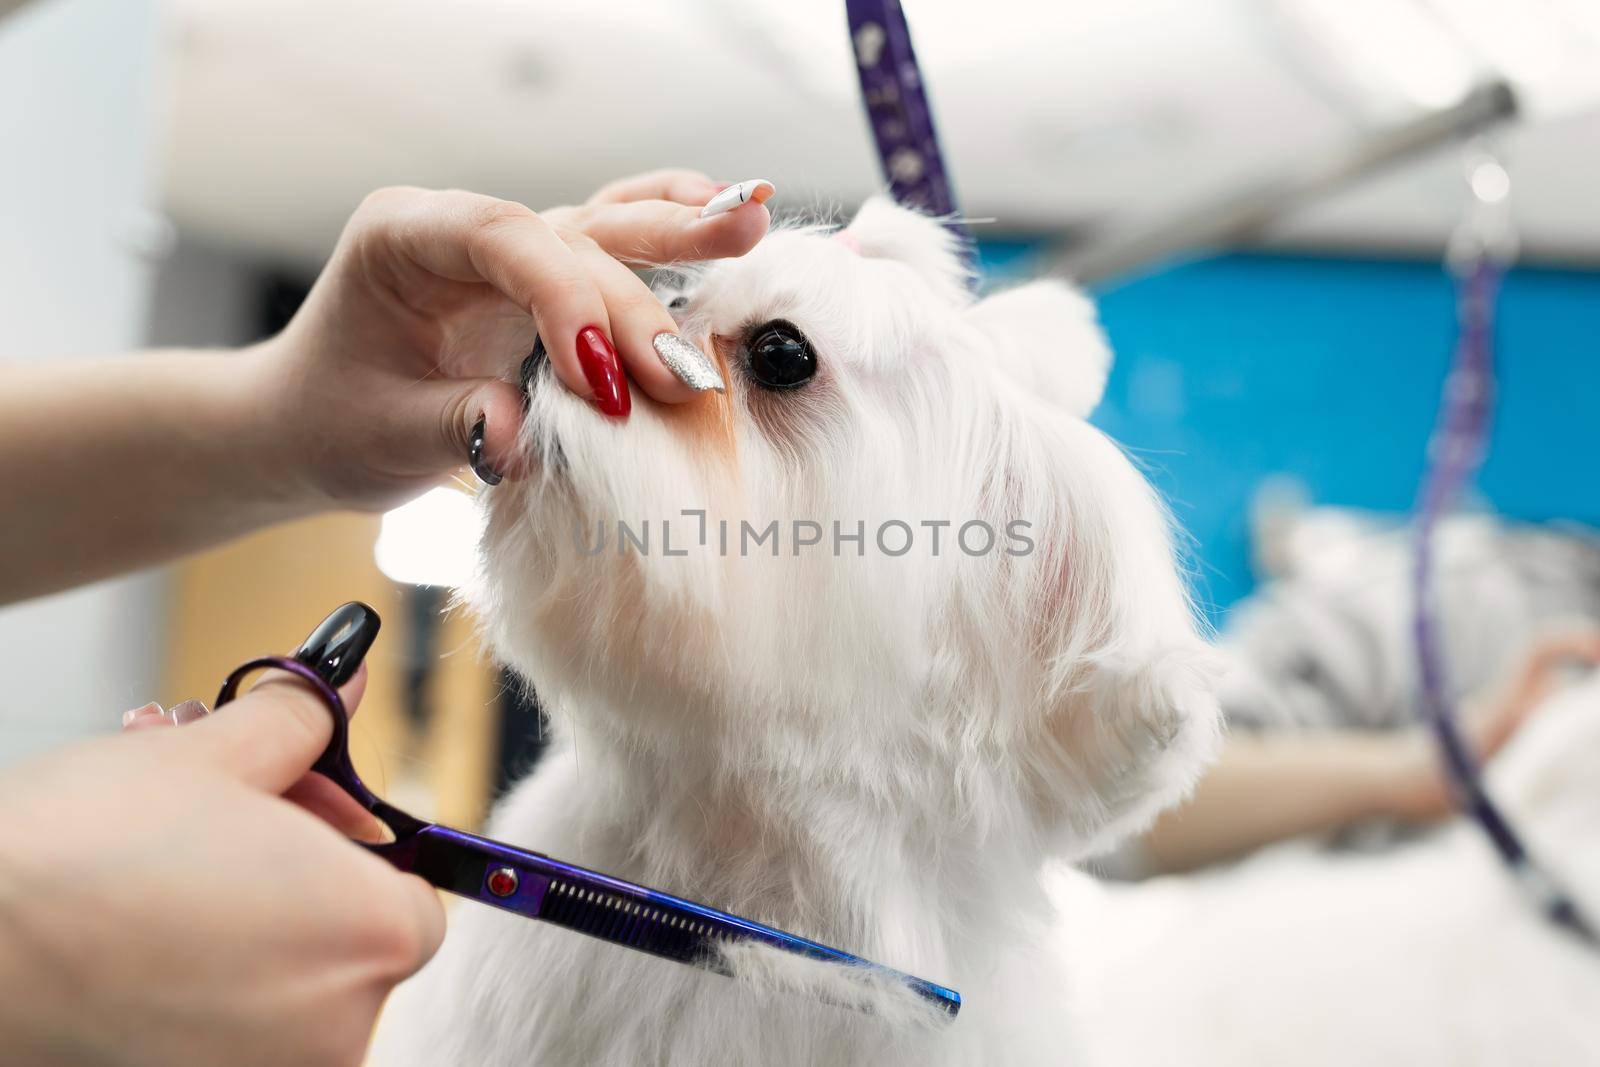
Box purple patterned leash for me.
[1411,209,1596,944]
[845,0,971,263]
[841,1,1591,945]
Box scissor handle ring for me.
[214,655,386,816]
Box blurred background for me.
[3,0,1598,827]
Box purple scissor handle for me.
[214,604,960,1019]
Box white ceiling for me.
[159,0,1600,272]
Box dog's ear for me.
[966,280,1110,418]
[997,418,1222,859]
[841,197,973,308]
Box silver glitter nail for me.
[653,333,724,392]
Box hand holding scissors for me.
[212,604,961,1020]
[0,614,443,1067]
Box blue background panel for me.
[979,246,1600,620]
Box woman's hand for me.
[0,170,771,604]
[1139,630,1600,873]
[1388,629,1600,819]
[0,674,442,1067]
[254,170,771,509]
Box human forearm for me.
[1140,732,1430,874]
[0,178,773,606]
[1141,632,1600,875]
[0,347,310,604]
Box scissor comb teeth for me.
[542,879,722,968]
[217,639,959,1017]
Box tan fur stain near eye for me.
[658,334,739,470]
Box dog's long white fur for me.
[372,199,1220,1064]
[370,200,1600,1066]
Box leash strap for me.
[845,0,967,248]
[840,5,1585,944]
[1411,201,1596,944]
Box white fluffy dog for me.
[373,200,1600,1066]
[372,199,1221,1065]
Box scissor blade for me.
[393,824,961,1018]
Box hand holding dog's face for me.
[477,199,1219,860]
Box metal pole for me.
[1054,80,1518,285]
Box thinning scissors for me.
[215,603,960,1018]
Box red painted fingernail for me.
[576,327,630,418]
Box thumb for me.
[167,601,380,793]
[398,375,526,485]
[171,672,345,794]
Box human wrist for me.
[194,339,329,523]
[1374,732,1452,822]
[0,831,87,1065]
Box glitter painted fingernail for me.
[652,332,724,393]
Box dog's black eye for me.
[745,321,816,390]
[668,295,690,310]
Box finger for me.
[283,771,390,844]
[587,169,721,207]
[169,699,211,725]
[140,663,364,735]
[566,239,724,403]
[121,698,210,732]
[358,188,626,414]
[120,701,165,729]
[1471,634,1600,759]
[1499,631,1600,711]
[388,872,447,977]
[391,375,526,485]
[1523,631,1600,678]
[279,662,384,838]
[572,199,771,267]
[172,671,345,794]
[123,715,174,733]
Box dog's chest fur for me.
[366,198,1600,1067]
[373,742,1092,1067]
[372,199,1220,1065]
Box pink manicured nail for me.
[170,699,211,725]
[121,702,163,727]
